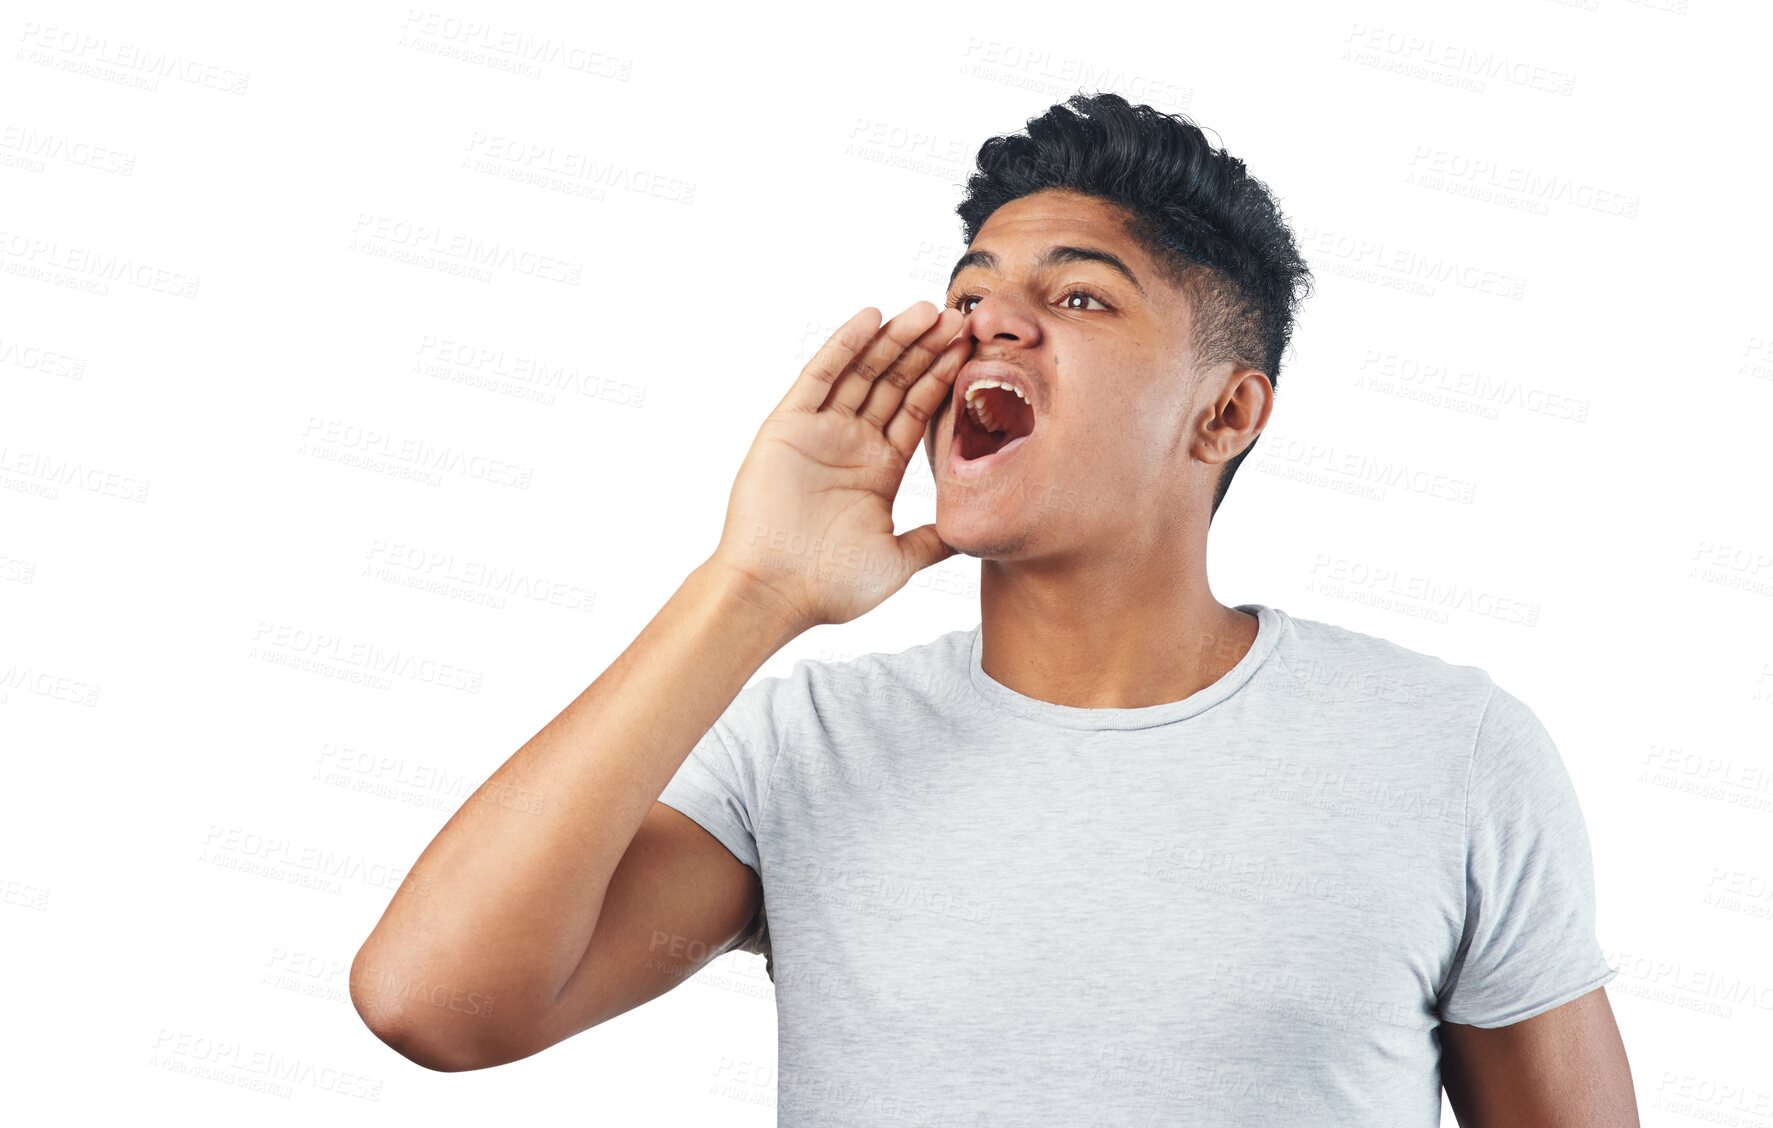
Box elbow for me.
[349,949,520,1073]
[351,991,517,1073]
[361,1020,497,1074]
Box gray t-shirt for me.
[657,603,1617,1126]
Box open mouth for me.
[953,378,1036,463]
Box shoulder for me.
[1263,607,1497,728]
[776,627,976,719]
[713,629,971,743]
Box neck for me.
[976,545,1257,710]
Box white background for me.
[4,0,1770,1123]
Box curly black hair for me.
[956,92,1314,517]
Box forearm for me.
[349,556,803,1050]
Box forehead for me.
[962,189,1145,266]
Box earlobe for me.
[1184,406,1226,468]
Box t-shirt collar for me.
[965,604,1285,731]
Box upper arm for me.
[496,673,782,1062]
[521,672,786,1061]
[1440,985,1639,1126]
[1436,682,1617,1024]
[511,801,763,1059]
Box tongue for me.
[961,418,1029,462]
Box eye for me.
[946,288,1112,315]
[1060,287,1111,312]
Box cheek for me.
[1074,388,1148,443]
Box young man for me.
[352,94,1638,1125]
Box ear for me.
[1199,366,1273,466]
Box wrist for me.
[694,557,814,647]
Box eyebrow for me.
[946,244,1147,296]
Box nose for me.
[961,292,1042,347]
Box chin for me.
[935,507,1033,561]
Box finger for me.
[895,522,956,575]
[856,307,962,431]
[885,331,973,461]
[775,307,882,414]
[823,301,941,416]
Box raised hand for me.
[709,301,974,631]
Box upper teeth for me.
[965,378,1029,406]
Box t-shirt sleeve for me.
[656,674,782,975]
[1435,681,1618,1028]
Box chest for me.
[760,730,1464,1039]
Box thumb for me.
[895,523,955,576]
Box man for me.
[351,93,1638,1125]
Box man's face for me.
[923,188,1206,562]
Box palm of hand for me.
[711,303,972,630]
